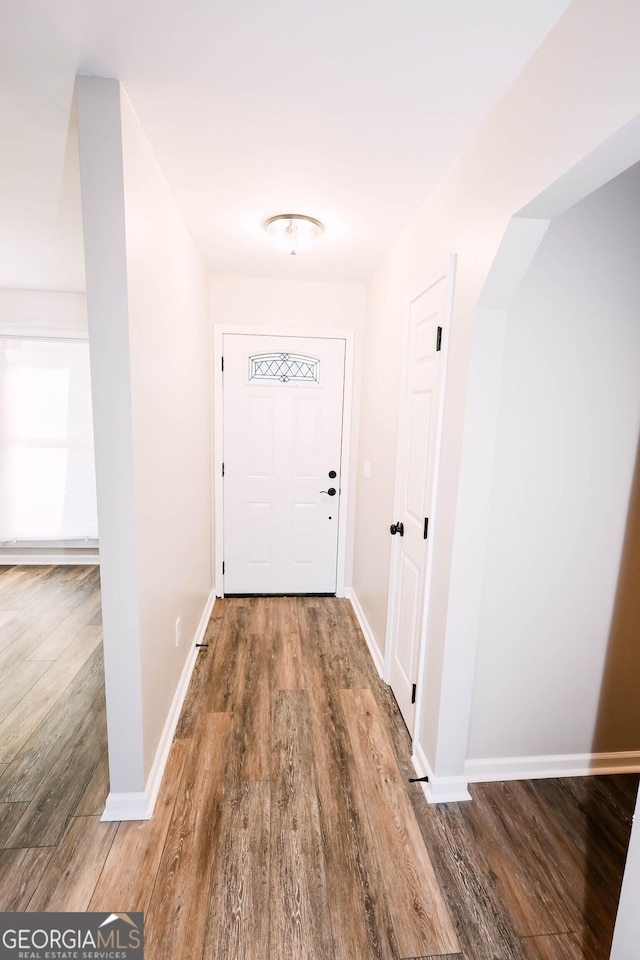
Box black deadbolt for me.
[328,470,337,479]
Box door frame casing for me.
[383,256,457,738]
[213,325,355,598]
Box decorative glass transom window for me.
[249,353,320,383]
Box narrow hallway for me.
[1,595,635,960]
[115,597,460,959]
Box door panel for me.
[292,398,321,477]
[248,397,275,477]
[223,334,345,594]
[406,392,433,520]
[248,503,272,564]
[292,502,317,564]
[387,268,450,731]
[397,553,420,681]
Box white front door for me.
[222,334,345,594]
[386,263,453,730]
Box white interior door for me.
[386,265,452,730]
[222,334,345,594]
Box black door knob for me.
[320,488,337,496]
[390,521,404,536]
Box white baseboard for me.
[0,552,100,565]
[412,740,472,804]
[101,791,150,822]
[345,587,385,679]
[101,587,216,823]
[465,750,640,783]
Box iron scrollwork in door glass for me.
[248,353,320,383]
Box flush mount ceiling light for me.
[264,214,324,256]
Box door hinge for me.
[222,462,225,477]
[436,326,442,351]
[221,356,224,372]
[222,561,225,574]
[423,517,429,539]
[411,683,417,704]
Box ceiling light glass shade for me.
[264,214,324,255]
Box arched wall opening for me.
[430,116,640,801]
[467,161,640,776]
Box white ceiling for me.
[0,0,573,291]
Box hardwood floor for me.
[0,581,636,960]
[0,566,107,843]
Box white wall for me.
[468,163,640,764]
[77,77,213,812]
[210,275,365,586]
[211,276,365,334]
[352,264,405,647]
[120,88,213,784]
[353,0,640,793]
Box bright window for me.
[0,337,98,543]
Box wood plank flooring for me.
[0,565,107,844]
[0,576,636,960]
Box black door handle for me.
[320,488,337,496]
[390,521,404,536]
